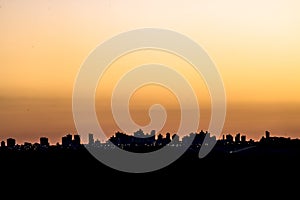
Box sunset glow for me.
[1,0,300,144]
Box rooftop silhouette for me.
[1,130,300,157]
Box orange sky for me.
[1,0,300,144]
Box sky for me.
[0,0,300,144]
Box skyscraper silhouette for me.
[266,131,270,139]
[235,133,241,143]
[73,135,81,146]
[89,133,94,145]
[241,135,246,143]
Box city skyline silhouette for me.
[1,128,300,180]
[1,129,299,153]
[1,1,300,196]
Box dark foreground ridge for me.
[1,130,300,196]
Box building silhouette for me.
[61,134,82,148]
[241,135,246,143]
[235,133,241,143]
[226,134,234,144]
[266,131,270,139]
[1,129,300,161]
[62,134,73,148]
[165,132,171,144]
[7,138,16,148]
[62,136,68,147]
[94,139,101,146]
[172,134,180,145]
[89,133,94,145]
[40,137,49,147]
[73,135,81,147]
[156,134,163,146]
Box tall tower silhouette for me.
[89,133,94,145]
[266,131,270,139]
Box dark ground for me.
[0,146,299,198]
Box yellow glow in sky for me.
[0,0,300,143]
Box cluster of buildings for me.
[0,130,298,152]
[0,134,81,151]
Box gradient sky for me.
[1,0,300,144]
